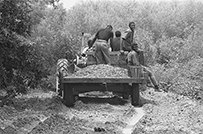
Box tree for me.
[0,0,50,93]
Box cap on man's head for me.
[106,25,113,29]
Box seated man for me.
[126,43,162,92]
[77,40,94,67]
[122,22,136,52]
[81,40,93,57]
[110,31,123,51]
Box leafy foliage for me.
[0,0,52,93]
[1,0,203,99]
[62,0,203,99]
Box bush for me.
[0,0,50,94]
[152,58,203,99]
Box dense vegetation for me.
[0,0,203,99]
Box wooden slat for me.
[62,77,145,83]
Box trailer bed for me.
[59,77,146,107]
[62,77,145,83]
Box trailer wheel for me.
[56,58,69,97]
[56,74,59,94]
[131,83,140,107]
[61,89,64,99]
[122,84,130,99]
[56,73,63,97]
[63,84,75,107]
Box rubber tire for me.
[131,84,140,107]
[63,84,74,107]
[56,75,59,94]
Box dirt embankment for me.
[0,91,137,134]
[133,88,203,134]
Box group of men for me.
[82,22,162,92]
[84,22,136,64]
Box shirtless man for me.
[127,43,162,92]
[110,31,123,51]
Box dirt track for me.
[0,91,138,134]
[0,89,203,134]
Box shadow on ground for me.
[78,95,157,106]
[139,96,157,106]
[79,96,129,105]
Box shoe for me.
[154,85,162,92]
[146,83,153,88]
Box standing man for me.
[90,25,114,64]
[122,22,136,51]
[127,43,162,92]
[124,22,145,65]
[110,31,123,51]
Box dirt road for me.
[133,88,203,134]
[0,89,203,134]
[0,90,141,134]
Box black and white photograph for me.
[0,0,203,133]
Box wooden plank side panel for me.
[62,77,145,83]
[71,83,125,94]
[128,66,143,78]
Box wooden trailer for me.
[56,51,147,107]
[60,77,145,107]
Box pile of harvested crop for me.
[68,64,129,78]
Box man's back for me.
[90,25,113,64]
[96,28,114,42]
[110,37,122,51]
